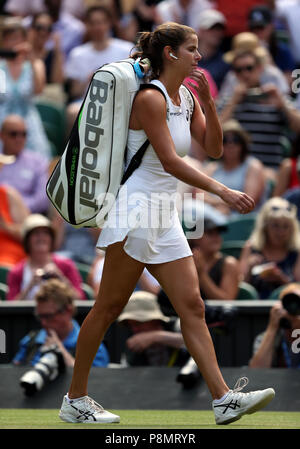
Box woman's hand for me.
[187,69,212,105]
[220,187,255,214]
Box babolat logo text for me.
[79,79,108,211]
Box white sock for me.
[213,391,230,404]
[66,393,86,404]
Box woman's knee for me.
[93,297,127,326]
[179,291,205,320]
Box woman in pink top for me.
[7,214,85,300]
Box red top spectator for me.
[6,214,85,300]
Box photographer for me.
[249,282,300,368]
[13,278,109,368]
[217,38,300,179]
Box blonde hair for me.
[35,279,77,316]
[249,197,300,251]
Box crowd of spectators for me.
[1,0,300,371]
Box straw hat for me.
[117,291,170,323]
[222,119,251,144]
[223,32,269,64]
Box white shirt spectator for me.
[65,39,134,83]
[275,0,300,64]
[155,0,212,30]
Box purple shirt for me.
[0,149,49,213]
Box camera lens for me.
[282,293,300,316]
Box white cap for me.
[197,9,226,30]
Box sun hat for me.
[22,214,53,239]
[117,291,170,323]
[223,32,269,64]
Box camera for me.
[280,293,300,329]
[245,87,269,102]
[20,344,65,396]
[176,356,201,389]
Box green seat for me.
[35,101,66,156]
[236,281,259,300]
[222,214,256,242]
[0,282,8,300]
[76,262,91,283]
[0,266,10,285]
[81,283,95,300]
[267,284,300,300]
[221,240,245,259]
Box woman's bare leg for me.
[68,241,145,398]
[147,256,229,400]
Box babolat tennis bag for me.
[46,58,194,228]
[46,58,150,228]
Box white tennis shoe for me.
[59,395,120,423]
[213,377,275,425]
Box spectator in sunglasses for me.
[202,119,266,216]
[0,114,49,214]
[218,40,300,180]
[12,279,108,367]
[240,197,300,299]
[29,12,64,85]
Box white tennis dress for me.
[97,79,193,264]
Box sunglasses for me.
[33,24,53,33]
[34,307,66,322]
[233,65,255,74]
[271,205,293,213]
[6,130,27,138]
[223,134,242,145]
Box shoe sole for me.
[216,388,275,425]
[59,412,120,424]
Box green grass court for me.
[0,409,299,429]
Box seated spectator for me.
[0,181,29,267]
[0,17,51,159]
[218,42,300,178]
[247,5,295,89]
[7,214,85,300]
[249,282,300,368]
[117,290,188,367]
[13,278,109,367]
[219,32,290,99]
[0,115,49,214]
[273,133,300,197]
[29,12,64,85]
[185,203,240,300]
[154,0,211,30]
[65,5,133,130]
[195,9,230,89]
[87,250,160,299]
[240,197,300,299]
[203,119,266,216]
[42,0,85,59]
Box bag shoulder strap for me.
[121,83,167,185]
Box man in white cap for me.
[196,9,230,89]
[117,291,188,367]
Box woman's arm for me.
[272,158,292,197]
[187,70,223,159]
[244,158,266,205]
[130,90,255,214]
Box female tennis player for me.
[59,22,274,425]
